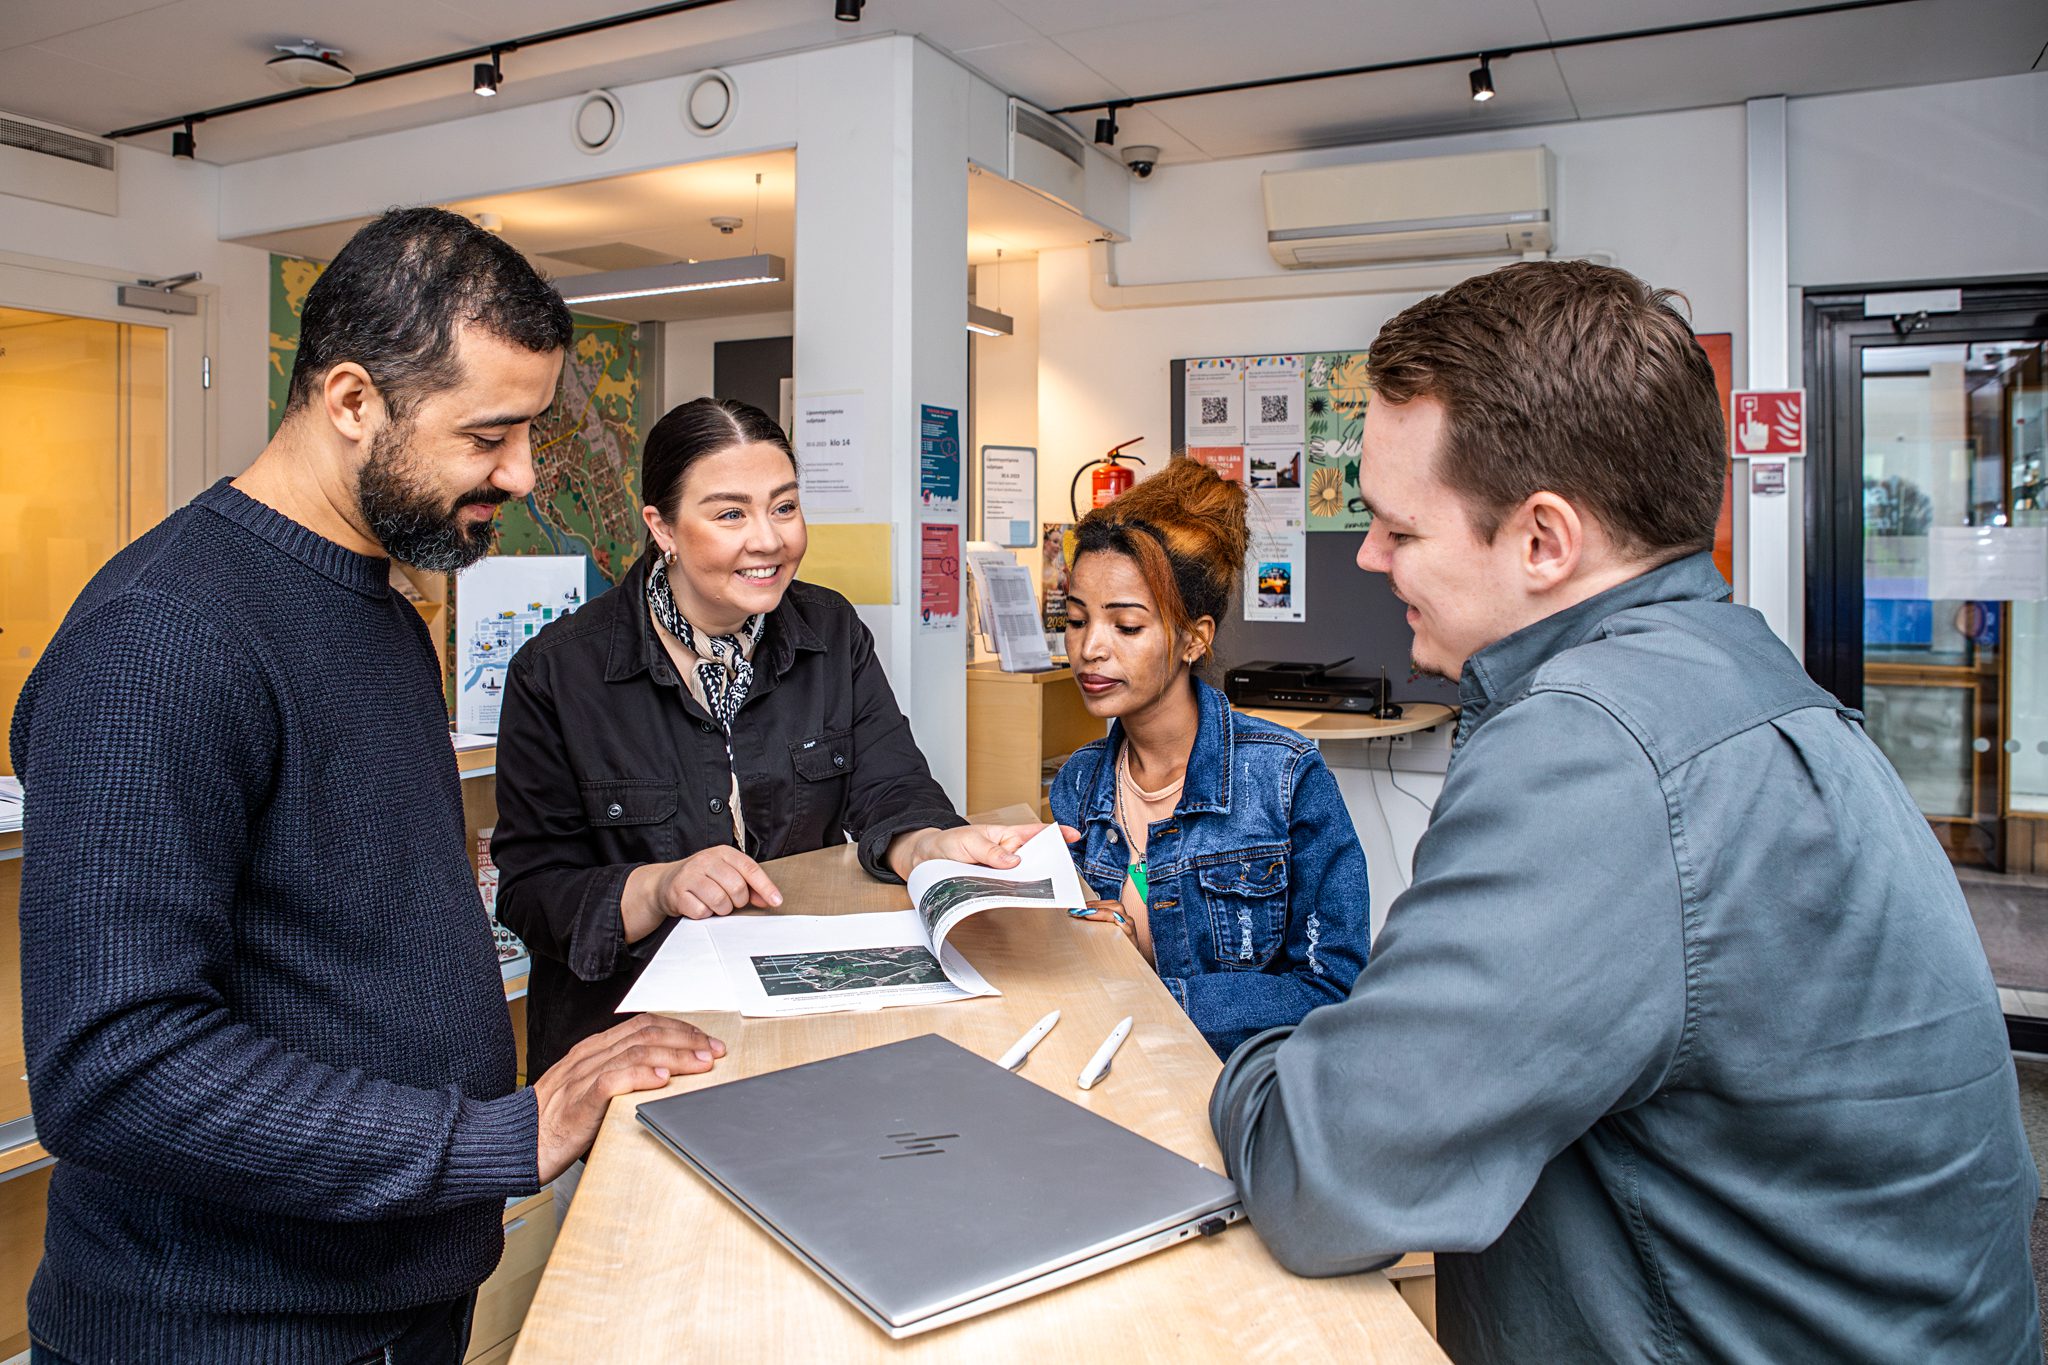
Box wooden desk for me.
[513,838,1446,1363]
[1238,700,1455,743]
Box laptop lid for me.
[636,1033,1240,1329]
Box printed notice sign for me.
[919,404,962,508]
[920,522,962,632]
[1185,356,1245,447]
[794,392,865,513]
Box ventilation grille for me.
[0,116,113,169]
[1011,104,1082,168]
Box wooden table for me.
[513,835,1446,1363]
[1239,700,1455,743]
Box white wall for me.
[0,142,271,479]
[662,310,794,410]
[1035,103,1751,520]
[1789,72,2048,287]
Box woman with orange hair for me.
[1051,458,1369,1057]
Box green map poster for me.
[1303,349,1373,533]
[267,253,647,587]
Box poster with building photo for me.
[1304,349,1374,533]
[1185,356,1245,447]
[1248,445,1303,491]
[1244,487,1306,623]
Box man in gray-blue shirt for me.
[1211,261,2040,1363]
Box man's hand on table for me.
[532,1012,727,1183]
[622,846,782,942]
[884,823,1044,881]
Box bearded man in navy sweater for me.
[11,207,726,1364]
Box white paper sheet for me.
[794,392,866,513]
[980,445,1037,547]
[967,549,1054,672]
[1244,355,1305,445]
[1244,486,1307,623]
[1185,356,1245,447]
[1928,526,2048,602]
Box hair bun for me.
[1094,454,1250,570]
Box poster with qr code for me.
[1244,355,1304,445]
[1185,356,1244,446]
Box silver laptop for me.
[636,1032,1243,1338]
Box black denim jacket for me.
[492,550,964,1075]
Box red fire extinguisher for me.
[1070,437,1146,518]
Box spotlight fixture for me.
[835,0,864,20]
[554,254,787,309]
[266,40,355,90]
[171,119,196,159]
[1469,55,1495,103]
[1094,106,1118,147]
[474,49,502,97]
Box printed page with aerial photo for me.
[618,826,1086,1018]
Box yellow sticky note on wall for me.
[800,523,893,604]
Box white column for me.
[1743,95,1798,655]
[794,37,970,807]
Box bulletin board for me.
[1170,353,1460,708]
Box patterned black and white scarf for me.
[645,561,765,732]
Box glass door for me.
[1807,283,2048,1043]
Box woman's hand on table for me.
[1069,898,1140,951]
[885,823,1044,881]
[533,1012,726,1183]
[622,847,783,943]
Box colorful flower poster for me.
[1303,349,1373,533]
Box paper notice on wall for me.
[1042,523,1077,635]
[456,554,588,733]
[794,392,864,513]
[919,404,963,510]
[1244,355,1305,445]
[1928,526,2048,601]
[1185,356,1245,446]
[920,522,962,632]
[1244,487,1306,623]
[1188,447,1244,481]
[980,445,1036,546]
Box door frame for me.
[0,249,218,509]
[1802,278,2048,710]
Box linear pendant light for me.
[965,304,1015,337]
[554,253,785,305]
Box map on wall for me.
[268,254,648,590]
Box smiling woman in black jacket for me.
[492,397,1035,1078]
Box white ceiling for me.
[1,0,2041,166]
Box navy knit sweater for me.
[10,480,540,1364]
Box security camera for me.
[1122,145,1160,178]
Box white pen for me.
[1077,1016,1133,1090]
[996,1009,1061,1071]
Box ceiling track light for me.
[474,49,502,97]
[835,0,865,20]
[1094,105,1119,147]
[1469,55,1496,103]
[171,119,197,159]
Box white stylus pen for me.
[996,1010,1061,1071]
[1077,1016,1133,1090]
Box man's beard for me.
[356,420,510,572]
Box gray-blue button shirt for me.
[1210,552,2040,1363]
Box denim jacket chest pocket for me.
[1193,845,1289,970]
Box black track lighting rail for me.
[1050,0,1924,121]
[104,0,749,143]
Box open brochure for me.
[617,824,1087,1018]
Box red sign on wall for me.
[1731,389,1804,457]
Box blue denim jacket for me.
[1050,678,1369,1057]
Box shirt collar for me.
[1457,550,1731,742]
[605,549,825,683]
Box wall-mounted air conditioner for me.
[1263,147,1552,269]
[1007,98,1086,216]
[0,111,118,216]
